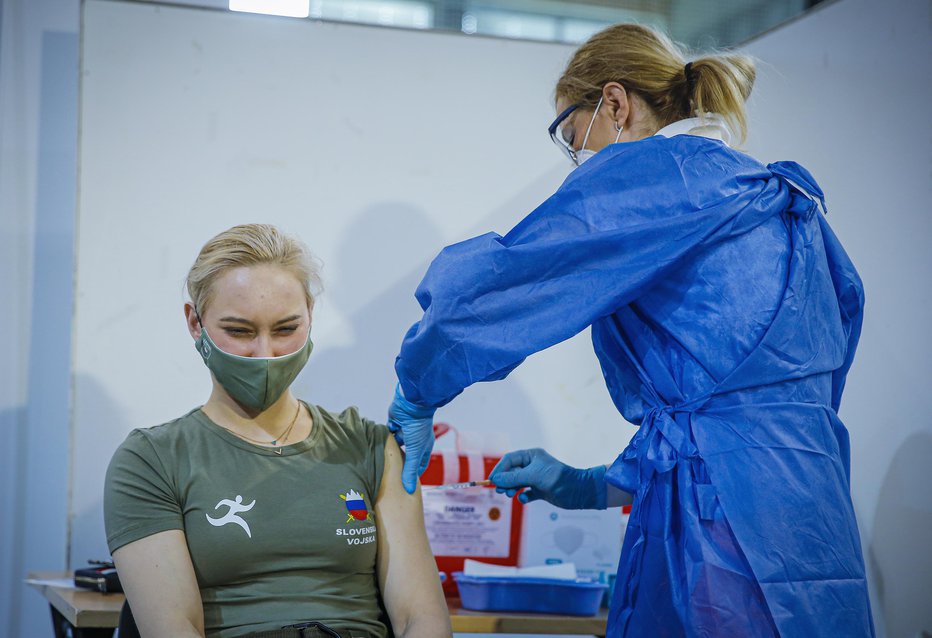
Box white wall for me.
[742,0,932,635]
[70,3,632,576]
[0,1,79,638]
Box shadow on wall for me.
[69,372,129,572]
[298,201,542,452]
[868,430,932,638]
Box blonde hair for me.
[556,24,756,143]
[186,224,323,314]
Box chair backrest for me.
[117,600,141,638]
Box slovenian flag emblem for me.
[340,489,370,522]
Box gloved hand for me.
[387,383,436,494]
[489,448,607,510]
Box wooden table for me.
[28,572,607,636]
[447,600,607,635]
[27,572,124,638]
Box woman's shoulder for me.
[610,135,772,208]
[114,408,205,457]
[308,403,391,447]
[633,133,764,171]
[562,133,766,201]
[106,410,208,496]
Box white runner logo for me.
[206,495,255,538]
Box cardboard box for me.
[518,501,626,598]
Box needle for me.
[424,480,494,491]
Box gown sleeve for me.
[395,137,786,407]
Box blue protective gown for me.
[395,133,874,637]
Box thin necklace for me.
[218,402,302,451]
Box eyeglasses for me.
[548,104,580,164]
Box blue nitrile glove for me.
[387,383,436,494]
[489,448,607,510]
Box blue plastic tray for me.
[452,572,607,616]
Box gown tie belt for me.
[608,393,712,490]
[605,395,717,635]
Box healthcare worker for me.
[387,23,874,638]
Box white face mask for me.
[574,96,624,167]
[576,149,598,165]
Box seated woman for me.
[104,224,451,638]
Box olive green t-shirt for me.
[104,402,391,638]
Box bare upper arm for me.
[112,529,205,638]
[375,436,451,638]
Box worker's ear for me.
[184,302,202,340]
[602,82,629,130]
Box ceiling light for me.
[229,0,310,18]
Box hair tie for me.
[684,62,696,95]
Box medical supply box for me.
[452,572,607,616]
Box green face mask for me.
[195,327,314,413]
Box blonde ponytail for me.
[685,54,756,143]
